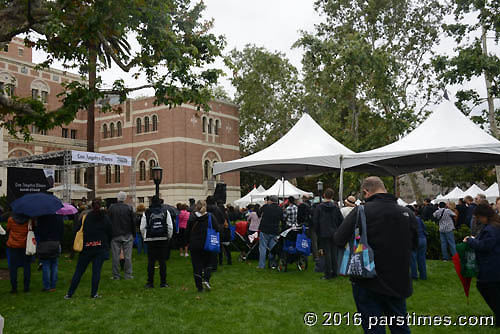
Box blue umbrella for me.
[11,193,63,217]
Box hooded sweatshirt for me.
[313,201,344,238]
[6,214,30,248]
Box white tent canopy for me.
[441,187,466,203]
[463,184,485,198]
[234,186,266,207]
[397,198,408,206]
[254,179,313,199]
[342,99,500,174]
[213,114,355,178]
[48,184,92,193]
[485,183,499,202]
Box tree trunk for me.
[481,26,500,194]
[86,45,97,200]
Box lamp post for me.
[317,180,323,204]
[152,166,163,198]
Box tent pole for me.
[339,167,344,208]
[282,176,285,204]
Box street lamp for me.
[317,180,323,203]
[152,166,163,198]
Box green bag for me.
[456,242,478,278]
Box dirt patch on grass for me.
[0,268,9,280]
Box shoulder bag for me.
[73,214,87,252]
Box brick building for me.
[0,39,241,205]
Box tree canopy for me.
[0,0,225,140]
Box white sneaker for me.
[185,253,189,257]
[202,280,211,291]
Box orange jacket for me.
[6,216,29,248]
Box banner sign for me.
[71,150,132,166]
[7,167,54,202]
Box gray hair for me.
[117,191,127,202]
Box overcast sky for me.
[31,0,497,111]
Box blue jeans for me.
[8,248,32,292]
[410,237,427,280]
[352,283,410,334]
[440,231,456,260]
[136,232,148,254]
[41,257,59,290]
[258,232,277,268]
[67,251,108,297]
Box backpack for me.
[146,207,168,238]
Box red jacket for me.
[7,216,29,248]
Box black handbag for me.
[37,241,60,259]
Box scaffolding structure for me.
[0,150,135,205]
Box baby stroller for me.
[270,225,309,272]
[231,221,259,261]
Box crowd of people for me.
[3,178,500,331]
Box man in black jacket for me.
[206,196,223,271]
[334,176,418,334]
[258,196,282,269]
[108,191,136,280]
[421,198,436,223]
[313,188,343,280]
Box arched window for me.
[31,80,49,103]
[114,165,120,183]
[0,72,16,97]
[136,118,142,134]
[139,161,146,181]
[117,121,122,137]
[149,160,157,180]
[202,117,207,133]
[152,115,158,131]
[144,116,150,132]
[215,120,220,135]
[103,124,108,139]
[208,119,213,134]
[110,123,115,138]
[105,165,112,184]
[204,160,210,180]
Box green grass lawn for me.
[0,252,497,334]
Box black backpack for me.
[146,207,168,238]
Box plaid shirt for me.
[284,204,298,227]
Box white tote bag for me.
[25,221,37,256]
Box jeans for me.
[476,281,500,327]
[219,244,232,265]
[8,248,32,292]
[190,249,212,291]
[146,241,168,286]
[111,234,134,279]
[352,283,410,334]
[319,237,338,278]
[258,232,277,268]
[439,231,456,260]
[67,250,108,297]
[41,257,59,290]
[410,237,427,280]
[136,232,148,254]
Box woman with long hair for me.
[65,199,112,299]
[6,213,32,293]
[464,202,500,327]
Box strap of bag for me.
[302,224,306,234]
[208,214,212,229]
[438,209,445,222]
[358,205,368,245]
[79,214,87,232]
[28,219,32,231]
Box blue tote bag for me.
[296,225,311,256]
[204,214,220,253]
[339,206,376,278]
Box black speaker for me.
[214,183,227,204]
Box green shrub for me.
[423,220,471,260]
[424,220,440,260]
